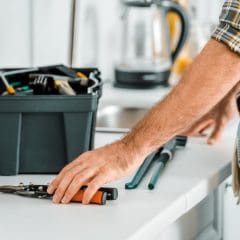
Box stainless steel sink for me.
[96,106,148,130]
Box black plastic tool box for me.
[0,65,102,175]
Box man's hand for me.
[47,141,144,204]
[185,88,239,144]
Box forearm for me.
[123,39,240,159]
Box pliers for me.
[0,183,118,205]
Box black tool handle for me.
[162,135,188,159]
[93,187,118,201]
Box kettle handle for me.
[162,1,190,62]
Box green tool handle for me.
[148,153,169,190]
[125,152,157,189]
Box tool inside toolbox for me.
[0,65,102,96]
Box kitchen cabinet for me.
[158,192,222,240]
[223,177,240,240]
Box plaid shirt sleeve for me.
[212,0,240,54]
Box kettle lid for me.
[123,0,165,7]
[123,0,153,7]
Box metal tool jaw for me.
[0,183,52,199]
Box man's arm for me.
[47,39,240,205]
[128,0,240,155]
[183,0,240,144]
[122,39,240,157]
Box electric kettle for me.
[114,0,189,88]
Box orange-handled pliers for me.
[0,183,118,205]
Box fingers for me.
[186,120,214,136]
[199,122,215,135]
[52,167,111,205]
[51,165,88,203]
[60,170,95,204]
[208,118,227,145]
[82,166,116,204]
[82,174,108,205]
[47,164,80,195]
[47,154,88,194]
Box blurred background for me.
[0,0,224,81]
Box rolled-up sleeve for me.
[212,0,240,54]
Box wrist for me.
[120,124,167,163]
[120,132,151,164]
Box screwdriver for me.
[148,136,188,190]
[0,74,15,95]
[0,68,38,95]
[76,72,89,86]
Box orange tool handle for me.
[6,86,16,95]
[71,190,107,205]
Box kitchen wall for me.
[0,0,225,78]
[31,0,74,66]
[0,0,32,67]
[72,0,122,80]
[0,0,73,68]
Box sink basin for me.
[96,106,148,130]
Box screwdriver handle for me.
[6,86,16,95]
[71,190,107,205]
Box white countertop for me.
[99,82,171,109]
[0,120,238,240]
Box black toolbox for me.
[0,65,102,175]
